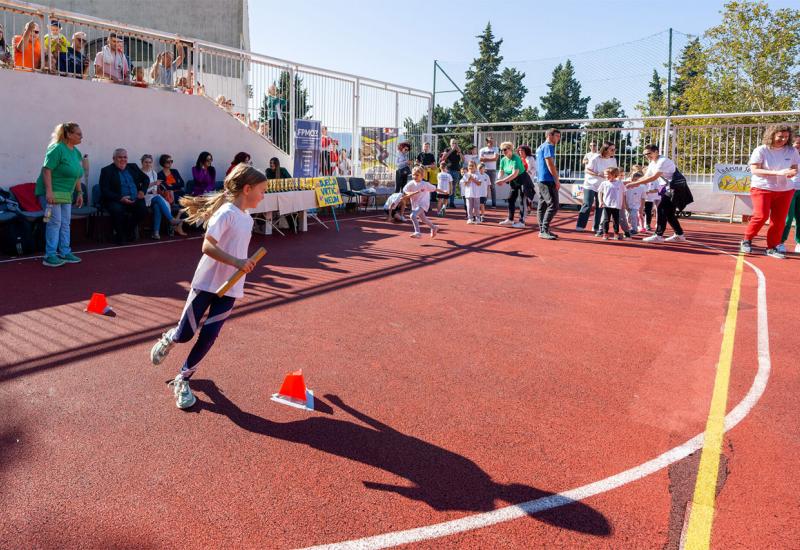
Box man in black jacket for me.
[99,148,149,244]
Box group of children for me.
[595,165,649,240]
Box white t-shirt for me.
[463,154,479,168]
[190,202,254,298]
[479,146,499,170]
[598,179,625,209]
[525,155,537,180]
[477,173,491,197]
[583,151,598,166]
[644,155,676,193]
[403,180,437,210]
[460,172,482,199]
[437,172,453,194]
[584,155,617,191]
[748,145,800,192]
[625,184,645,209]
[383,192,404,212]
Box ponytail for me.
[180,164,266,228]
[50,122,80,145]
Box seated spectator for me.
[216,94,227,107]
[13,21,42,71]
[140,154,186,239]
[265,157,291,179]
[150,39,184,88]
[132,66,148,87]
[94,32,129,83]
[43,19,68,72]
[258,121,269,136]
[191,152,216,195]
[0,24,12,67]
[99,148,149,245]
[156,153,185,206]
[181,71,196,94]
[57,32,90,78]
[226,152,251,176]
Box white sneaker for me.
[409,232,422,238]
[765,248,786,259]
[795,243,800,254]
[665,234,686,242]
[479,216,484,223]
[167,374,196,409]
[512,221,525,229]
[775,243,787,254]
[399,215,407,222]
[430,225,439,238]
[150,330,175,365]
[643,235,665,243]
[499,219,514,226]
[466,219,475,224]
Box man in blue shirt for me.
[535,128,562,239]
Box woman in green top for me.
[36,122,85,267]
[496,141,533,228]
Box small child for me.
[460,160,482,224]
[383,191,409,222]
[624,169,646,234]
[150,165,267,409]
[598,166,626,240]
[133,66,148,88]
[477,163,490,222]
[435,161,452,216]
[404,166,440,238]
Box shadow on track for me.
[190,379,612,537]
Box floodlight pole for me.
[664,28,674,155]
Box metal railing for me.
[0,0,433,177]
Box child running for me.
[477,163,491,222]
[435,161,452,216]
[598,166,626,240]
[461,160,482,224]
[150,164,267,409]
[404,166,440,238]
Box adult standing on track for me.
[739,124,800,259]
[479,136,500,208]
[777,134,800,255]
[639,144,686,243]
[35,122,85,267]
[495,142,531,229]
[577,141,617,235]
[441,139,463,208]
[535,128,562,240]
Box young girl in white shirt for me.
[460,160,482,224]
[435,161,452,216]
[598,166,626,240]
[149,164,267,409]
[478,163,491,222]
[404,166,439,238]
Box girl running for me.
[150,164,267,409]
[404,166,440,238]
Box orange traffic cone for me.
[271,369,314,411]
[85,292,116,317]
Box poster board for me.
[713,164,751,196]
[314,176,343,207]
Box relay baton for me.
[215,247,266,297]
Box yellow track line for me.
[683,253,745,550]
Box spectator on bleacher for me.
[59,32,90,78]
[266,157,291,179]
[99,148,149,245]
[94,32,129,83]
[150,39,184,88]
[156,154,185,205]
[334,148,352,176]
[36,122,85,267]
[267,84,287,146]
[132,66,148,88]
[140,154,186,239]
[43,19,68,72]
[0,24,12,67]
[226,152,251,176]
[191,152,217,195]
[13,20,42,71]
[740,124,800,259]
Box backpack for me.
[664,168,694,212]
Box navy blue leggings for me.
[169,289,236,379]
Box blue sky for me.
[249,0,797,118]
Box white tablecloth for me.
[250,190,318,215]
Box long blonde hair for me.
[180,164,266,227]
[50,122,80,145]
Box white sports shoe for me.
[150,330,175,365]
[168,374,196,409]
[643,234,665,243]
[466,219,475,224]
[512,221,526,229]
[430,225,439,238]
[665,234,686,242]
[409,232,422,238]
[795,243,800,254]
[498,219,514,226]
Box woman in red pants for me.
[740,124,800,259]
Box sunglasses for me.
[165,159,173,164]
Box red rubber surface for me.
[0,210,797,549]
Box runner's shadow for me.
[191,380,611,537]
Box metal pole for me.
[394,90,399,132]
[431,60,437,141]
[473,124,478,148]
[289,65,296,157]
[666,28,673,117]
[353,78,360,176]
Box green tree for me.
[637,69,666,117]
[670,38,706,115]
[539,59,590,126]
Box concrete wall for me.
[41,0,249,49]
[0,68,289,198]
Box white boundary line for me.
[302,245,770,549]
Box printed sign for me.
[314,176,343,207]
[360,127,398,181]
[713,164,751,195]
[294,119,321,177]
